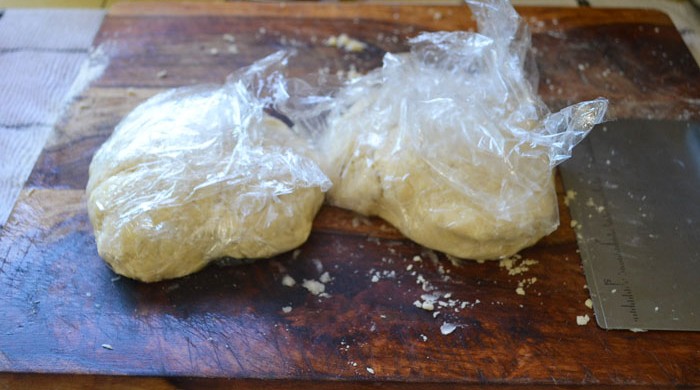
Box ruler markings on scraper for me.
[565,134,639,328]
[594,173,639,326]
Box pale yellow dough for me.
[315,30,605,259]
[87,86,327,282]
[319,88,558,260]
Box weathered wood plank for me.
[27,5,700,191]
[93,4,700,117]
[28,87,163,190]
[0,373,642,390]
[1,188,699,385]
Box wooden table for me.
[1,2,699,388]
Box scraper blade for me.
[560,119,700,331]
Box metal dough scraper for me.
[559,119,700,331]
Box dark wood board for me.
[2,3,700,388]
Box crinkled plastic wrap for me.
[308,0,608,260]
[87,52,331,282]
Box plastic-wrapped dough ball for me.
[315,12,606,260]
[87,83,330,282]
[319,78,559,260]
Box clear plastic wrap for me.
[304,0,608,260]
[87,52,331,282]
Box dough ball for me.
[318,64,558,260]
[87,86,330,282]
[315,30,605,260]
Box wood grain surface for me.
[2,2,700,388]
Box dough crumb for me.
[324,33,366,52]
[366,367,375,374]
[101,344,113,350]
[370,269,396,283]
[576,314,590,325]
[222,33,236,43]
[499,255,538,276]
[564,189,577,206]
[585,298,593,309]
[417,292,440,311]
[420,334,428,342]
[319,271,332,283]
[302,279,326,295]
[440,322,457,335]
[516,276,537,295]
[156,70,168,79]
[282,306,292,313]
[585,197,606,214]
[282,275,296,287]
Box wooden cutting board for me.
[1,2,699,388]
